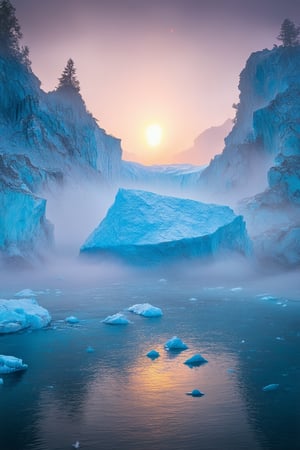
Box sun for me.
[146,124,163,147]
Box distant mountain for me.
[174,119,233,165]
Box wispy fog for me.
[46,181,117,258]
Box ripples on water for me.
[0,268,299,450]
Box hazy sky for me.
[12,0,300,164]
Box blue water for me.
[0,268,299,450]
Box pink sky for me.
[12,0,299,164]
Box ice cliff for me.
[0,55,122,264]
[199,46,300,203]
[0,56,122,180]
[198,46,300,266]
[121,161,204,196]
[80,189,251,264]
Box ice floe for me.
[128,303,163,317]
[164,336,188,351]
[0,355,28,374]
[146,350,160,359]
[184,354,208,366]
[102,313,132,325]
[0,298,51,334]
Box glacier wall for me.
[0,55,123,264]
[0,187,53,264]
[199,46,300,202]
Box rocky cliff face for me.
[0,56,123,264]
[199,46,300,204]
[198,46,300,266]
[0,56,122,180]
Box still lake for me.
[0,264,299,450]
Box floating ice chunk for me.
[275,336,285,341]
[0,298,51,334]
[72,441,80,449]
[65,316,79,324]
[102,313,131,325]
[80,189,251,264]
[0,355,28,373]
[86,346,95,353]
[186,389,204,397]
[230,287,243,292]
[164,336,188,351]
[184,354,208,366]
[188,297,197,302]
[0,378,3,385]
[147,350,160,359]
[259,295,279,302]
[128,303,163,317]
[262,383,280,392]
[15,289,37,298]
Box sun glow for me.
[146,124,163,147]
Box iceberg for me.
[0,355,28,373]
[0,298,51,334]
[164,336,188,351]
[128,303,163,317]
[101,313,131,325]
[186,389,205,397]
[146,350,160,359]
[80,189,251,264]
[262,383,280,392]
[15,289,37,298]
[184,354,208,366]
[65,316,80,324]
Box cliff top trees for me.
[0,0,30,65]
[57,59,80,93]
[277,18,300,47]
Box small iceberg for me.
[0,378,3,385]
[65,316,80,325]
[230,287,243,292]
[128,303,163,317]
[186,389,205,397]
[146,350,160,359]
[164,336,188,351]
[102,313,131,325]
[184,354,208,366]
[0,355,28,374]
[15,289,37,298]
[262,383,280,392]
[86,346,95,353]
[0,298,51,334]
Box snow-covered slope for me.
[80,189,251,264]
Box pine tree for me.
[0,0,22,57]
[57,59,80,93]
[277,18,300,47]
